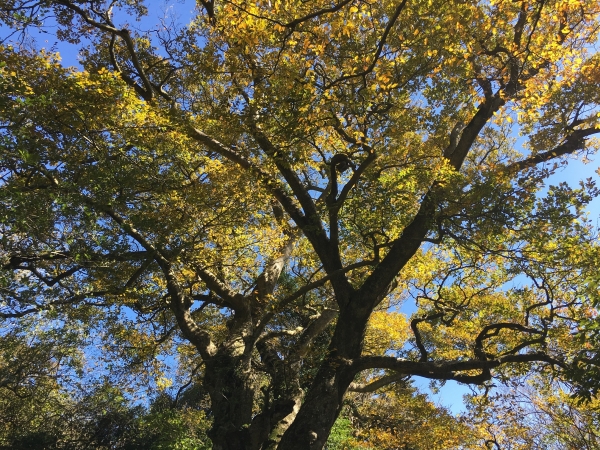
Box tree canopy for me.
[1,0,600,448]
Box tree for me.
[0,378,212,449]
[466,378,600,449]
[1,0,600,448]
[339,380,475,449]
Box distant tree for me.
[0,380,212,449]
[467,379,600,450]
[340,380,474,449]
[1,0,600,449]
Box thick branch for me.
[327,122,378,248]
[0,290,114,318]
[352,352,565,385]
[505,127,600,173]
[254,260,374,339]
[447,96,506,170]
[348,373,407,393]
[334,152,376,207]
[256,235,297,299]
[410,312,445,362]
[246,125,348,285]
[194,266,246,311]
[358,95,506,307]
[256,327,304,347]
[87,201,217,359]
[188,128,309,233]
[3,250,153,270]
[288,308,338,362]
[190,126,352,296]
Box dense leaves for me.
[1,0,600,448]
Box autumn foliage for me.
[1,0,600,448]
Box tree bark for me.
[277,303,369,449]
[204,348,256,450]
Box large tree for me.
[1,0,600,448]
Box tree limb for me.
[254,260,374,339]
[284,0,355,28]
[351,352,565,385]
[348,372,408,393]
[325,0,409,88]
[504,127,600,173]
[54,0,154,99]
[357,94,506,309]
[288,308,338,362]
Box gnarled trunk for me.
[277,304,369,449]
[204,323,305,450]
[204,349,256,450]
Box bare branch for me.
[474,322,545,360]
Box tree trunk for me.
[204,348,256,450]
[204,325,303,450]
[277,305,369,449]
